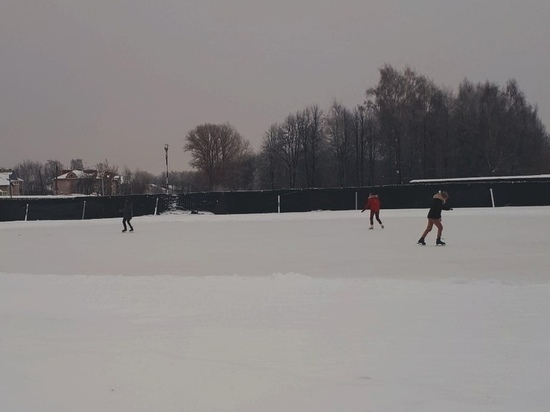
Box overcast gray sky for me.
[1,0,549,174]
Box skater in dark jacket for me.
[417,191,452,245]
[122,198,134,232]
[361,193,384,229]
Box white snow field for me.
[1,207,550,412]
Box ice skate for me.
[380,224,384,229]
[436,238,446,246]
[368,225,374,230]
[417,238,426,245]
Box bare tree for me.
[325,101,353,186]
[45,160,64,194]
[364,101,380,185]
[367,65,443,183]
[70,159,84,170]
[120,167,133,195]
[352,105,367,186]
[300,105,324,188]
[167,170,203,193]
[184,123,251,190]
[503,79,549,174]
[259,124,283,189]
[96,159,119,196]
[279,114,302,188]
[13,160,46,195]
[130,170,157,194]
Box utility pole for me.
[164,144,169,194]
[55,163,58,195]
[8,171,12,198]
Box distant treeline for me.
[9,65,550,195]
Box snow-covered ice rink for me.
[1,207,550,412]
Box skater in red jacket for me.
[361,193,384,229]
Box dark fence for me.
[176,179,550,214]
[0,195,170,222]
[2,180,550,222]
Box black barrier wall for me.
[0,195,170,222]
[1,180,550,221]
[176,180,550,214]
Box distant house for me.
[0,171,23,196]
[54,170,122,196]
[54,170,97,195]
[145,183,170,195]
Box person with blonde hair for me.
[417,191,452,246]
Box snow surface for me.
[1,207,550,412]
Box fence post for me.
[25,204,29,221]
[355,192,358,210]
[278,195,281,213]
[82,201,86,220]
[489,188,495,207]
[154,197,159,215]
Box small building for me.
[0,171,23,196]
[54,170,121,196]
[53,170,97,195]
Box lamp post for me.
[55,163,58,196]
[164,144,169,194]
[8,170,12,198]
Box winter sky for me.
[1,0,549,173]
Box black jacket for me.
[123,201,133,219]
[427,194,451,219]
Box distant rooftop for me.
[410,174,550,183]
[0,172,23,186]
[55,170,95,180]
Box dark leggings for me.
[370,210,382,225]
[123,218,133,231]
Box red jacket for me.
[363,195,381,212]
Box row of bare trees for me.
[12,159,65,195]
[11,156,206,196]
[364,65,549,183]
[183,66,548,191]
[10,65,550,194]
[13,158,122,196]
[252,65,549,188]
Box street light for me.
[164,144,169,194]
[8,170,12,198]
